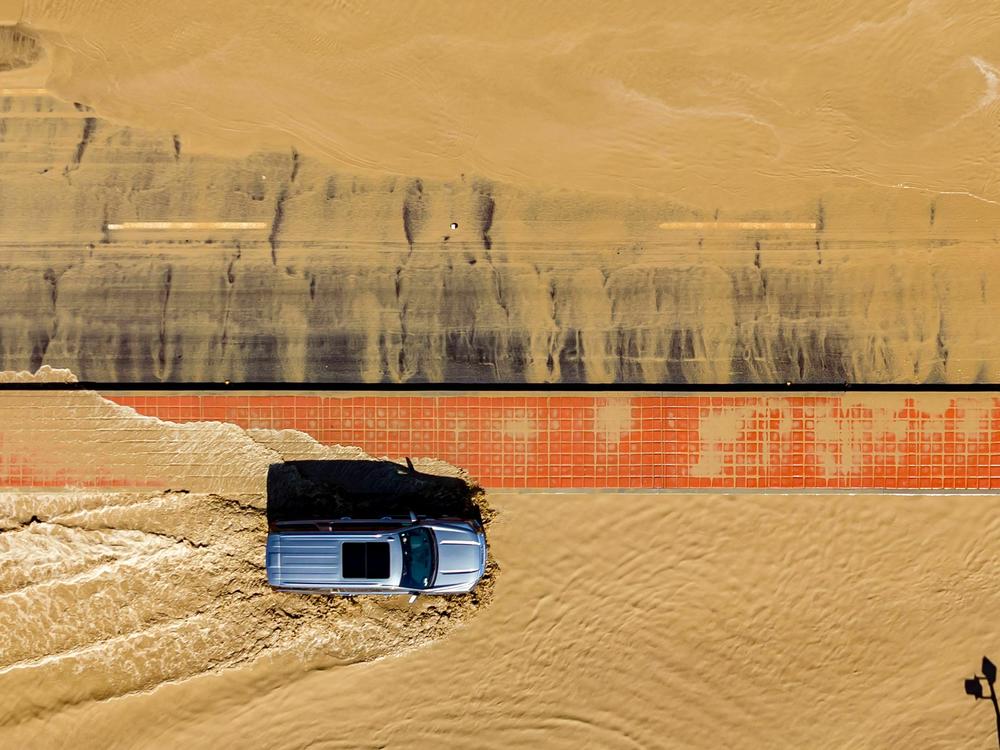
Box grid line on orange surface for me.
[85,393,1000,491]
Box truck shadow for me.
[266,459,484,526]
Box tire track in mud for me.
[0,490,495,727]
[0,381,496,727]
[0,522,176,594]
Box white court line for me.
[106,222,268,231]
[659,221,817,230]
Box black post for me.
[986,673,1000,750]
[979,657,1000,750]
[983,679,1000,750]
[964,657,1000,748]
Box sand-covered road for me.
[3,490,1000,749]
[0,8,996,382]
[0,0,998,744]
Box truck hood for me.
[432,524,486,592]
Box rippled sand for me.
[4,488,1000,748]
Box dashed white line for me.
[0,88,49,96]
[106,222,268,231]
[659,221,817,230]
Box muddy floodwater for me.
[0,384,997,747]
[0,380,497,744]
[4,488,1000,748]
[1,0,999,746]
[0,3,994,382]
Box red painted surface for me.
[94,393,1000,490]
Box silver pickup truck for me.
[266,513,487,596]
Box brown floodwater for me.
[4,487,1000,748]
[0,378,498,744]
[19,0,1000,208]
[0,2,994,382]
[0,381,998,747]
[1,0,999,744]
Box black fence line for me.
[2,381,999,393]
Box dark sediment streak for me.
[1,241,996,384]
[0,94,997,384]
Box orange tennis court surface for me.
[73,392,1000,491]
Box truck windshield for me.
[399,528,435,590]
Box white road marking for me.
[106,222,268,231]
[659,221,817,230]
[0,88,49,96]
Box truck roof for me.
[266,532,404,589]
